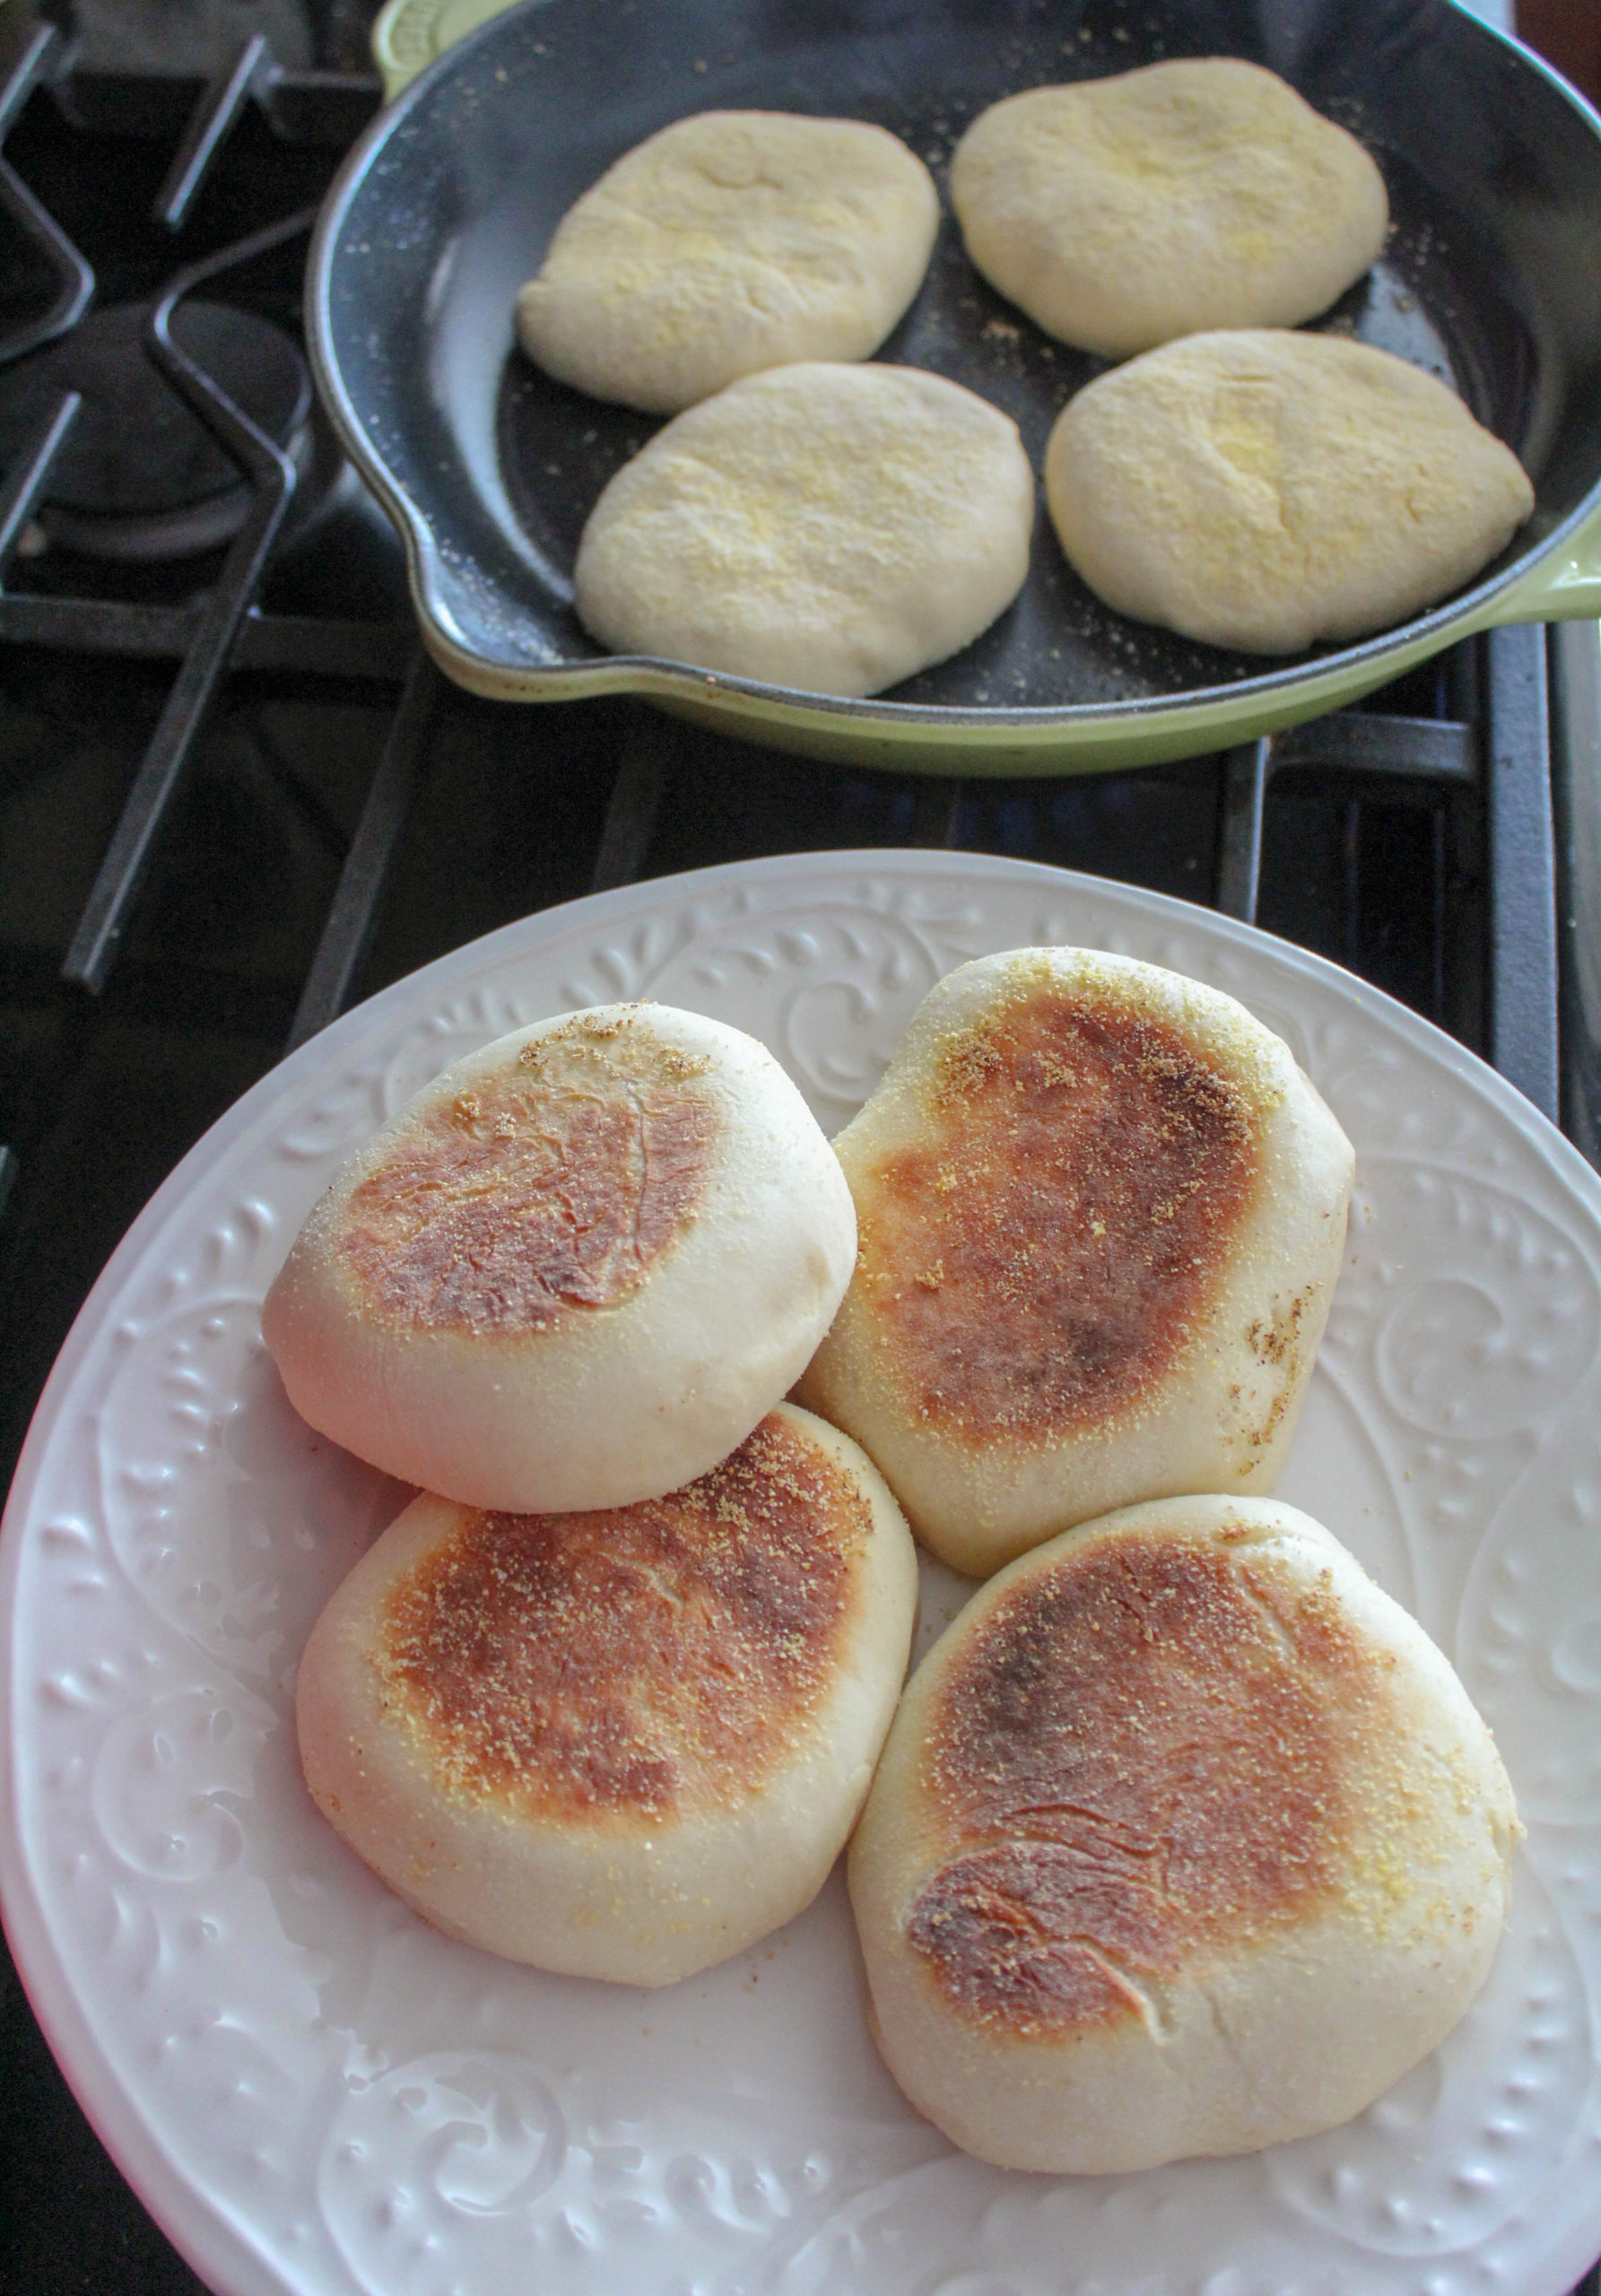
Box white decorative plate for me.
[6,850,1601,2296]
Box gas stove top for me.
[0,8,1598,2293]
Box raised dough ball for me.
[850,1494,1520,2172]
[574,362,1035,697]
[950,59,1388,358]
[516,110,939,413]
[262,1003,856,1514]
[1045,329,1536,653]
[795,947,1353,1577]
[299,1404,919,1984]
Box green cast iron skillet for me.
[307,0,1601,777]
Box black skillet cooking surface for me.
[311,0,1601,715]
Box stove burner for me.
[0,299,313,561]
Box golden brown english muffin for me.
[796,947,1353,1576]
[850,1495,1519,2173]
[262,1003,856,1514]
[296,1404,918,1984]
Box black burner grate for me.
[0,22,1595,2296]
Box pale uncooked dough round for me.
[850,1494,1519,2172]
[796,945,1353,1577]
[1044,330,1536,653]
[573,362,1035,696]
[261,1003,857,1514]
[298,1404,920,1984]
[950,58,1389,358]
[516,110,939,413]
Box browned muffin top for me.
[904,1525,1386,2036]
[377,1413,870,1823]
[854,985,1260,1444]
[333,1012,720,1335]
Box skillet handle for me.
[370,0,518,100]
[1484,498,1601,625]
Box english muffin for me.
[796,948,1353,1575]
[851,1494,1519,2172]
[572,361,1035,697]
[516,110,939,413]
[1045,330,1536,653]
[950,59,1388,359]
[298,1404,919,1983]
[263,1003,856,1513]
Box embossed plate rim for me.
[4,847,1601,2296]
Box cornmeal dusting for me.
[377,1414,866,1821]
[906,1531,1384,2034]
[860,987,1259,1439]
[335,1015,719,1334]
